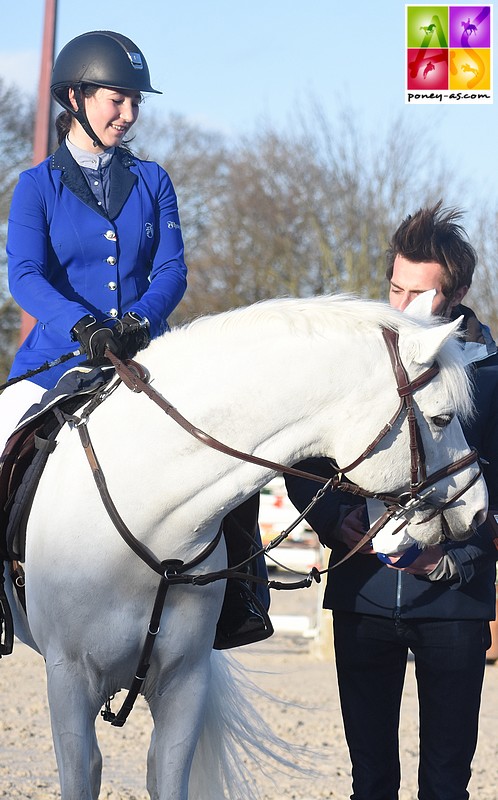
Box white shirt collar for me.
[66,136,114,169]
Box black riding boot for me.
[213,493,273,650]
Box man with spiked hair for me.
[287,201,498,800]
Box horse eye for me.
[432,413,454,428]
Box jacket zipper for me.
[395,570,402,620]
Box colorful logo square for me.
[450,48,491,89]
[449,6,491,46]
[405,5,492,103]
[408,48,449,88]
[407,6,449,47]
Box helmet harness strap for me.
[71,85,104,149]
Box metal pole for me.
[19,0,58,343]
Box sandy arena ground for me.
[0,578,496,799]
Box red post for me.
[19,0,58,344]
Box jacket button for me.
[106,256,117,265]
[104,230,117,241]
[109,308,118,318]
[107,281,117,291]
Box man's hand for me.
[337,505,446,576]
[335,506,374,554]
[381,545,444,575]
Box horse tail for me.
[189,650,320,799]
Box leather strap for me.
[106,352,333,485]
[76,418,225,726]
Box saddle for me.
[0,412,60,562]
[0,365,114,562]
[0,366,114,656]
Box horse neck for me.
[87,321,394,555]
[134,324,387,486]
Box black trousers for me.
[332,611,490,800]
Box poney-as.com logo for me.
[406,5,492,103]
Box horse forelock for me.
[431,336,474,422]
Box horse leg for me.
[147,728,158,799]
[45,659,103,800]
[145,655,213,800]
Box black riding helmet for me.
[51,30,161,146]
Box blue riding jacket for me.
[285,308,498,621]
[7,141,187,388]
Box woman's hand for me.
[71,315,122,360]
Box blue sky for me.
[1,0,497,213]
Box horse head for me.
[331,299,487,547]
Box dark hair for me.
[386,201,477,296]
[55,84,100,144]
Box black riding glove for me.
[71,314,122,361]
[116,312,151,359]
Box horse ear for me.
[402,290,435,320]
[405,316,463,366]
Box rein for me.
[105,352,336,487]
[105,336,480,518]
[104,338,481,572]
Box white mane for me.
[180,294,414,338]
[157,294,473,420]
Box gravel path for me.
[0,580,496,799]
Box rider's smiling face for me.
[68,86,141,152]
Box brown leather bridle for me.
[321,327,482,561]
[354,327,482,516]
[328,326,482,561]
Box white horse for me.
[6,295,488,800]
